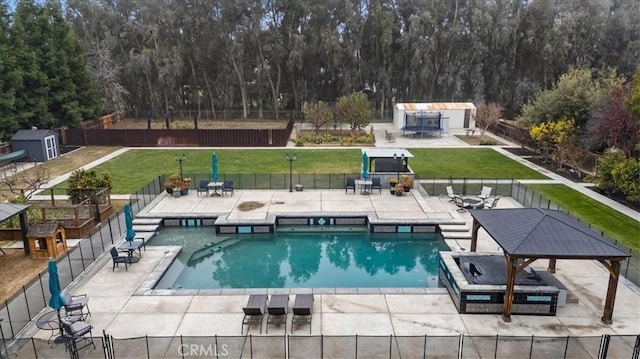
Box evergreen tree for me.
[0,1,21,139]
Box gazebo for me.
[469,208,631,324]
[0,203,31,255]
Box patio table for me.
[207,181,224,197]
[355,179,373,195]
[117,240,144,263]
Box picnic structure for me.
[393,103,476,137]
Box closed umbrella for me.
[124,203,135,242]
[212,153,219,181]
[361,152,369,179]
[47,258,65,343]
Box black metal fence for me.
[0,179,164,357]
[7,333,640,358]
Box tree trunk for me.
[202,69,216,119]
[231,58,248,119]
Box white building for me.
[392,103,476,133]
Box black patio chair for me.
[109,247,128,271]
[370,177,382,194]
[345,178,356,193]
[222,180,234,196]
[61,318,95,356]
[196,180,209,197]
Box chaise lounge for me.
[266,294,289,334]
[291,294,313,334]
[242,294,267,334]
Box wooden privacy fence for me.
[58,120,294,147]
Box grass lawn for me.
[54,148,547,194]
[529,184,640,252]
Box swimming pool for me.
[150,227,449,289]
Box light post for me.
[285,153,297,192]
[175,153,186,181]
[393,152,405,181]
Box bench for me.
[465,128,476,136]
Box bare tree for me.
[0,162,50,200]
[474,102,503,141]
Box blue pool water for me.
[150,227,449,289]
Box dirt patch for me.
[237,201,265,211]
[0,248,48,303]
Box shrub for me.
[479,139,498,145]
[66,169,112,204]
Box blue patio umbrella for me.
[47,258,65,342]
[361,152,369,179]
[212,153,219,181]
[124,203,135,242]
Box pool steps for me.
[132,218,163,234]
[439,224,472,240]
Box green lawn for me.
[58,148,547,194]
[529,184,640,252]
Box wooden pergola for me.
[0,203,31,255]
[469,208,631,324]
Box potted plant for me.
[401,175,413,192]
[179,181,190,195]
[394,184,405,196]
[389,178,399,194]
[163,181,174,194]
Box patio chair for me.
[291,294,314,334]
[242,294,267,334]
[266,294,289,334]
[487,196,501,209]
[61,290,91,320]
[109,247,128,271]
[446,186,456,202]
[61,318,95,355]
[196,180,209,197]
[370,177,382,194]
[222,180,234,196]
[345,178,356,194]
[478,186,493,201]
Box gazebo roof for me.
[362,148,414,158]
[0,203,30,223]
[469,208,631,259]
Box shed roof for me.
[396,103,476,111]
[27,223,61,237]
[362,148,414,158]
[469,208,631,259]
[10,129,57,141]
[0,203,30,223]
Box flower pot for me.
[166,188,173,194]
[395,190,404,196]
[180,188,189,196]
[404,186,411,192]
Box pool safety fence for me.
[0,176,637,353]
[3,333,640,359]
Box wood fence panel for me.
[61,121,293,147]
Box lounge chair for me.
[242,294,267,334]
[61,290,91,320]
[478,186,493,201]
[222,180,234,196]
[110,247,128,271]
[487,196,501,209]
[446,186,456,202]
[266,294,289,334]
[61,318,95,354]
[345,178,356,194]
[196,180,209,197]
[370,177,382,194]
[291,294,313,334]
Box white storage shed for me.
[393,103,476,133]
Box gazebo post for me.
[470,219,481,252]
[19,212,30,255]
[502,256,517,322]
[547,258,557,273]
[600,260,621,324]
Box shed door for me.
[44,135,57,160]
[463,110,471,128]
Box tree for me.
[612,157,640,203]
[334,92,371,130]
[303,101,333,134]
[589,86,639,157]
[0,162,50,200]
[530,118,575,164]
[474,101,503,141]
[592,149,627,195]
[66,169,112,204]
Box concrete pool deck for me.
[22,189,640,342]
